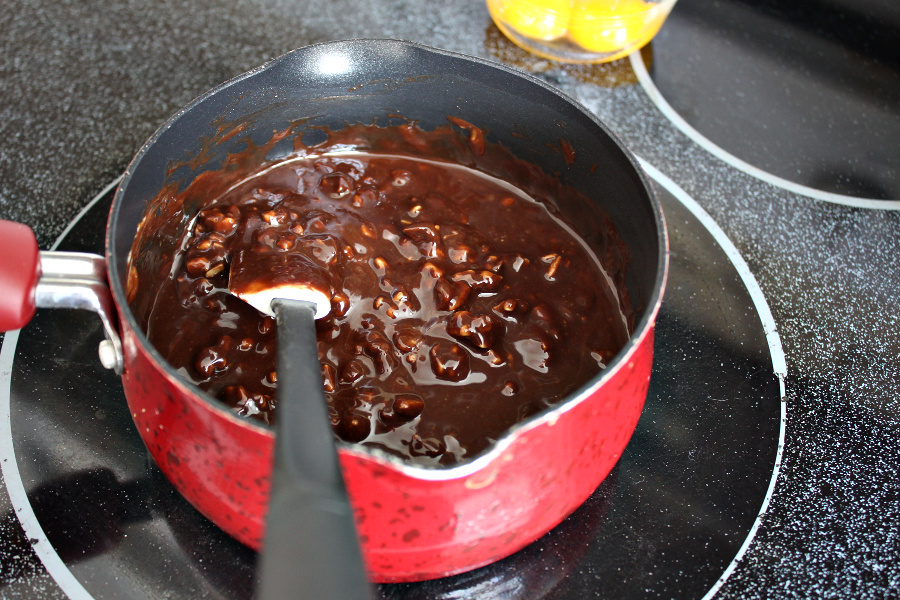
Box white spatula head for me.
[236,283,331,320]
[228,246,332,320]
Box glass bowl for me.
[486,0,677,63]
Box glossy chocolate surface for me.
[128,124,629,465]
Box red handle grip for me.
[0,220,41,331]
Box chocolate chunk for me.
[337,412,371,443]
[319,172,355,199]
[446,311,501,350]
[434,278,470,312]
[429,342,470,381]
[393,328,423,353]
[393,394,425,419]
[340,359,367,384]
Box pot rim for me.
[107,38,670,481]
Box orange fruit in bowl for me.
[567,0,668,54]
[494,0,573,41]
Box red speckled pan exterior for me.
[122,311,655,582]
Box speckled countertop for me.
[1,0,898,598]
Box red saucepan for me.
[0,39,667,583]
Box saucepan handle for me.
[0,219,124,373]
[0,220,41,332]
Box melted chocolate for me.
[128,123,631,466]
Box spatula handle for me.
[257,298,372,600]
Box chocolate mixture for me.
[128,123,631,466]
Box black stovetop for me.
[1,0,898,598]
